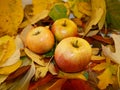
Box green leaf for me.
[49,3,68,21]
[106,0,120,30]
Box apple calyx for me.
[72,40,79,48]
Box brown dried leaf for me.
[24,48,45,66]
[5,65,31,82]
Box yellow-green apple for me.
[51,18,78,41]
[25,26,55,54]
[54,37,92,72]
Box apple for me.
[54,37,92,72]
[25,26,55,54]
[51,18,78,41]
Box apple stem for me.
[62,20,67,27]
[72,40,79,48]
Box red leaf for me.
[61,79,93,90]
[28,73,54,90]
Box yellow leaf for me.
[35,65,49,79]
[0,75,8,84]
[91,55,105,62]
[77,2,91,16]
[57,71,87,81]
[32,0,59,15]
[0,0,23,36]
[117,65,120,87]
[97,68,113,89]
[0,36,16,65]
[0,35,11,45]
[84,0,106,36]
[84,8,103,36]
[35,57,53,79]
[71,3,84,19]
[92,62,106,71]
[91,0,106,30]
[21,10,49,28]
[24,48,45,66]
[0,60,22,75]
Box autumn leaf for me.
[1,35,23,67]
[92,62,106,71]
[0,36,16,66]
[57,71,87,81]
[92,58,117,89]
[35,57,53,80]
[84,0,106,36]
[102,34,120,64]
[70,1,91,19]
[0,60,22,75]
[24,48,45,66]
[97,68,113,89]
[32,0,58,15]
[49,3,68,21]
[0,0,23,36]
[48,78,67,90]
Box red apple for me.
[54,37,92,72]
[25,26,55,54]
[51,18,78,41]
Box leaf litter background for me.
[0,0,120,90]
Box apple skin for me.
[51,18,78,41]
[25,26,55,54]
[54,37,92,72]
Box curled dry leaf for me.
[102,34,120,64]
[1,35,23,67]
[26,10,49,25]
[91,55,105,62]
[0,60,22,75]
[84,8,103,36]
[35,65,49,79]
[35,57,54,79]
[48,62,58,75]
[84,0,106,36]
[24,48,45,66]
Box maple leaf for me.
[102,34,120,64]
[92,58,117,89]
[97,68,113,89]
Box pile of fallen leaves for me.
[0,0,120,90]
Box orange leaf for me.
[92,62,106,71]
[97,68,113,89]
[48,78,67,90]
